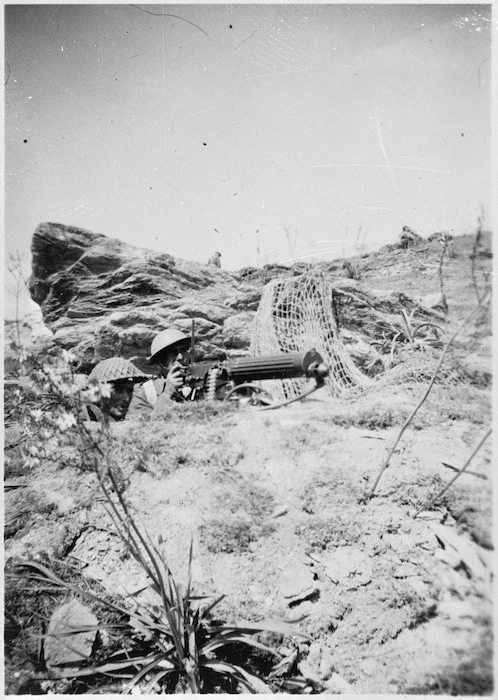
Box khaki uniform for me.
[128,377,195,415]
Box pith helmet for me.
[148,328,190,362]
[89,357,149,384]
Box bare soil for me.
[4,234,493,694]
[5,378,493,693]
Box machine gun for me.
[178,347,329,406]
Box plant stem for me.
[413,428,491,517]
[471,213,483,302]
[363,294,490,502]
[437,237,449,315]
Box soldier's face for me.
[156,345,190,376]
[106,380,134,420]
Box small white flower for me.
[55,412,77,432]
[82,384,101,404]
[30,409,44,422]
[99,383,111,399]
[16,347,29,363]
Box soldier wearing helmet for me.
[146,328,194,405]
[83,357,149,422]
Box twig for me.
[441,461,489,480]
[5,427,43,450]
[413,428,491,517]
[363,294,490,502]
[471,213,484,302]
[437,237,449,315]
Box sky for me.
[4,3,493,318]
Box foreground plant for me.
[16,455,305,693]
[7,322,309,693]
[19,554,296,693]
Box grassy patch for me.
[328,397,416,431]
[296,514,364,552]
[388,473,446,510]
[200,516,254,553]
[112,402,241,479]
[201,481,276,553]
[425,384,491,425]
[5,489,56,540]
[300,467,364,515]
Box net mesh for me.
[250,270,465,401]
[250,270,373,400]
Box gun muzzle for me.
[228,349,329,383]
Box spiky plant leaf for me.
[213,619,309,638]
[204,659,273,694]
[201,633,281,658]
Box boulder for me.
[29,223,263,371]
[44,600,98,669]
[222,312,256,349]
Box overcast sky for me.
[4,3,492,318]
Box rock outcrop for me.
[29,223,267,371]
[28,223,449,374]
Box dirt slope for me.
[4,232,493,694]
[5,379,493,693]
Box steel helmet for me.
[148,328,190,363]
[89,357,149,384]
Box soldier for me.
[131,328,196,412]
[83,357,149,422]
[399,225,422,249]
[208,251,221,268]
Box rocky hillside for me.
[25,222,490,376]
[28,222,265,370]
[4,223,493,695]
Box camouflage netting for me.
[250,271,374,400]
[250,270,468,402]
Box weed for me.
[329,399,412,430]
[296,515,364,552]
[352,405,407,430]
[342,260,362,280]
[5,489,56,540]
[399,308,445,349]
[201,480,275,553]
[200,517,253,554]
[217,481,275,520]
[15,523,301,693]
[300,469,363,515]
[390,473,446,509]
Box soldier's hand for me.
[166,362,186,389]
